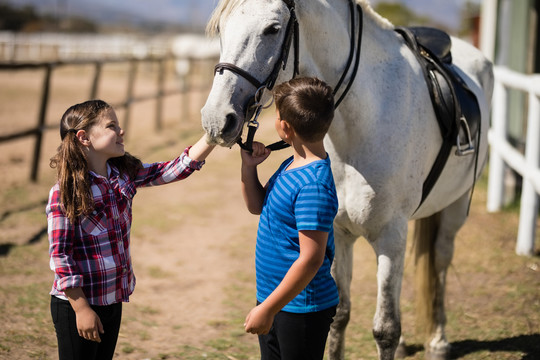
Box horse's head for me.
[201,0,298,147]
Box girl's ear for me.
[76,130,90,146]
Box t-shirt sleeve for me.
[294,183,338,232]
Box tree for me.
[0,3,39,31]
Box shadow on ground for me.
[405,333,540,359]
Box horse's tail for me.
[412,212,441,336]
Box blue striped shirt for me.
[256,155,339,313]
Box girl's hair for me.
[273,77,335,142]
[49,100,142,222]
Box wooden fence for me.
[0,54,218,182]
[487,66,540,256]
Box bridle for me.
[213,0,363,152]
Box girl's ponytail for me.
[50,100,109,222]
[50,125,93,222]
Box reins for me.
[214,0,363,152]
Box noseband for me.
[214,0,363,152]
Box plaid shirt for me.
[47,147,204,305]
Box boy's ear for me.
[281,120,294,138]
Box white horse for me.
[201,1,493,359]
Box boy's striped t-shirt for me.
[255,155,339,313]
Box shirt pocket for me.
[80,206,108,236]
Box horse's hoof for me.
[425,345,450,360]
[394,342,408,358]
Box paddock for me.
[0,22,538,360]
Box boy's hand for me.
[240,141,271,167]
[244,304,274,335]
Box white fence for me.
[0,32,219,62]
[487,66,540,256]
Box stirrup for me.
[455,116,475,156]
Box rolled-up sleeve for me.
[47,186,83,291]
[135,146,205,187]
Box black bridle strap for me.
[215,63,263,89]
[334,3,363,108]
[333,0,356,98]
[214,0,298,92]
[218,0,362,152]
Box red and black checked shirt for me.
[47,147,204,305]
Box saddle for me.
[395,26,481,208]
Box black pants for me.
[258,305,336,360]
[50,296,122,360]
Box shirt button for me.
[122,268,127,274]
[108,189,113,194]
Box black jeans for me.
[50,296,122,360]
[258,305,336,360]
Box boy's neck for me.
[288,140,327,170]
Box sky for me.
[7,0,482,32]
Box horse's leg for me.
[328,227,356,360]
[415,192,470,360]
[371,219,408,360]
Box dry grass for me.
[0,64,539,360]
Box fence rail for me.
[0,54,217,182]
[487,65,540,256]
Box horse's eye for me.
[263,24,281,36]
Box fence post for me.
[90,61,102,99]
[516,92,540,256]
[30,64,53,182]
[123,59,137,135]
[181,59,192,121]
[487,80,507,212]
[156,58,165,131]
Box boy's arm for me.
[244,229,328,335]
[240,142,271,214]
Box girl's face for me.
[87,108,125,160]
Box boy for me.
[240,77,339,360]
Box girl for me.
[47,99,214,360]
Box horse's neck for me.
[298,0,398,87]
[297,0,409,151]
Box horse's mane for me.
[356,0,394,30]
[206,0,394,36]
[206,0,246,36]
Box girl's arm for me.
[240,142,271,214]
[187,134,216,162]
[47,188,103,342]
[64,288,104,343]
[133,134,214,187]
[244,229,328,335]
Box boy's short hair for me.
[273,77,335,142]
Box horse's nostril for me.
[223,113,238,136]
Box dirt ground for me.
[0,66,539,360]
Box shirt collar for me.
[89,162,118,180]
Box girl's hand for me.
[244,304,274,335]
[240,142,271,167]
[75,307,104,342]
